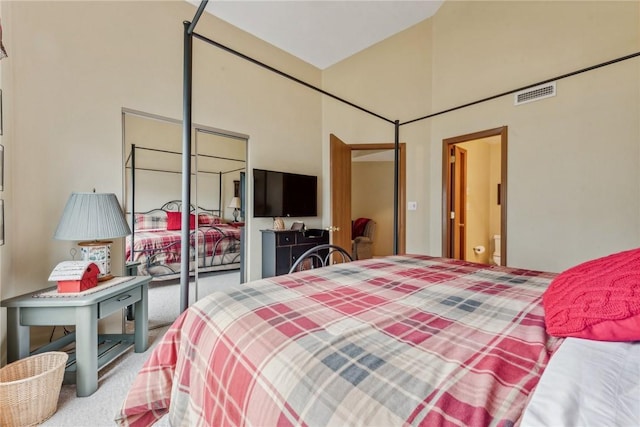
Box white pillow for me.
[521,337,640,426]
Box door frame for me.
[442,126,507,265]
[451,145,467,260]
[330,135,406,255]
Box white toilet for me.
[492,235,501,265]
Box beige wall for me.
[430,1,639,271]
[352,161,394,257]
[323,1,639,272]
[0,0,322,363]
[321,17,433,251]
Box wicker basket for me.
[0,352,68,427]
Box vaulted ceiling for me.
[190,1,444,69]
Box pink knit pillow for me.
[543,248,640,341]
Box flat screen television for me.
[253,168,318,217]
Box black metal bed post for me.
[181,0,208,314]
[218,172,222,215]
[130,144,136,263]
[180,20,193,313]
[393,120,400,255]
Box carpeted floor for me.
[41,271,241,426]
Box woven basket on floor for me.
[0,351,68,427]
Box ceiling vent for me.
[514,82,556,105]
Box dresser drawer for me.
[276,231,297,246]
[298,231,328,245]
[99,286,142,318]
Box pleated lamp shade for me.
[54,192,131,282]
[54,192,131,241]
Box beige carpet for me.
[41,271,241,427]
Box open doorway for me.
[442,127,507,266]
[330,134,406,257]
[352,149,398,257]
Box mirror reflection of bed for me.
[122,109,247,313]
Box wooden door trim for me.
[453,146,467,259]
[442,126,508,265]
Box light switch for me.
[408,201,417,211]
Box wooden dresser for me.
[261,229,329,277]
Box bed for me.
[118,254,555,425]
[126,200,241,280]
[116,250,640,426]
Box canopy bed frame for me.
[179,0,640,313]
[115,3,640,426]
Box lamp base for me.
[78,241,113,281]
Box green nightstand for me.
[1,276,151,397]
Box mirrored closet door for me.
[122,109,247,295]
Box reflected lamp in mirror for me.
[228,197,241,222]
[54,192,131,281]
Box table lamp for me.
[228,197,241,222]
[54,192,131,281]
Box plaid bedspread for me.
[116,255,563,427]
[126,225,240,275]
